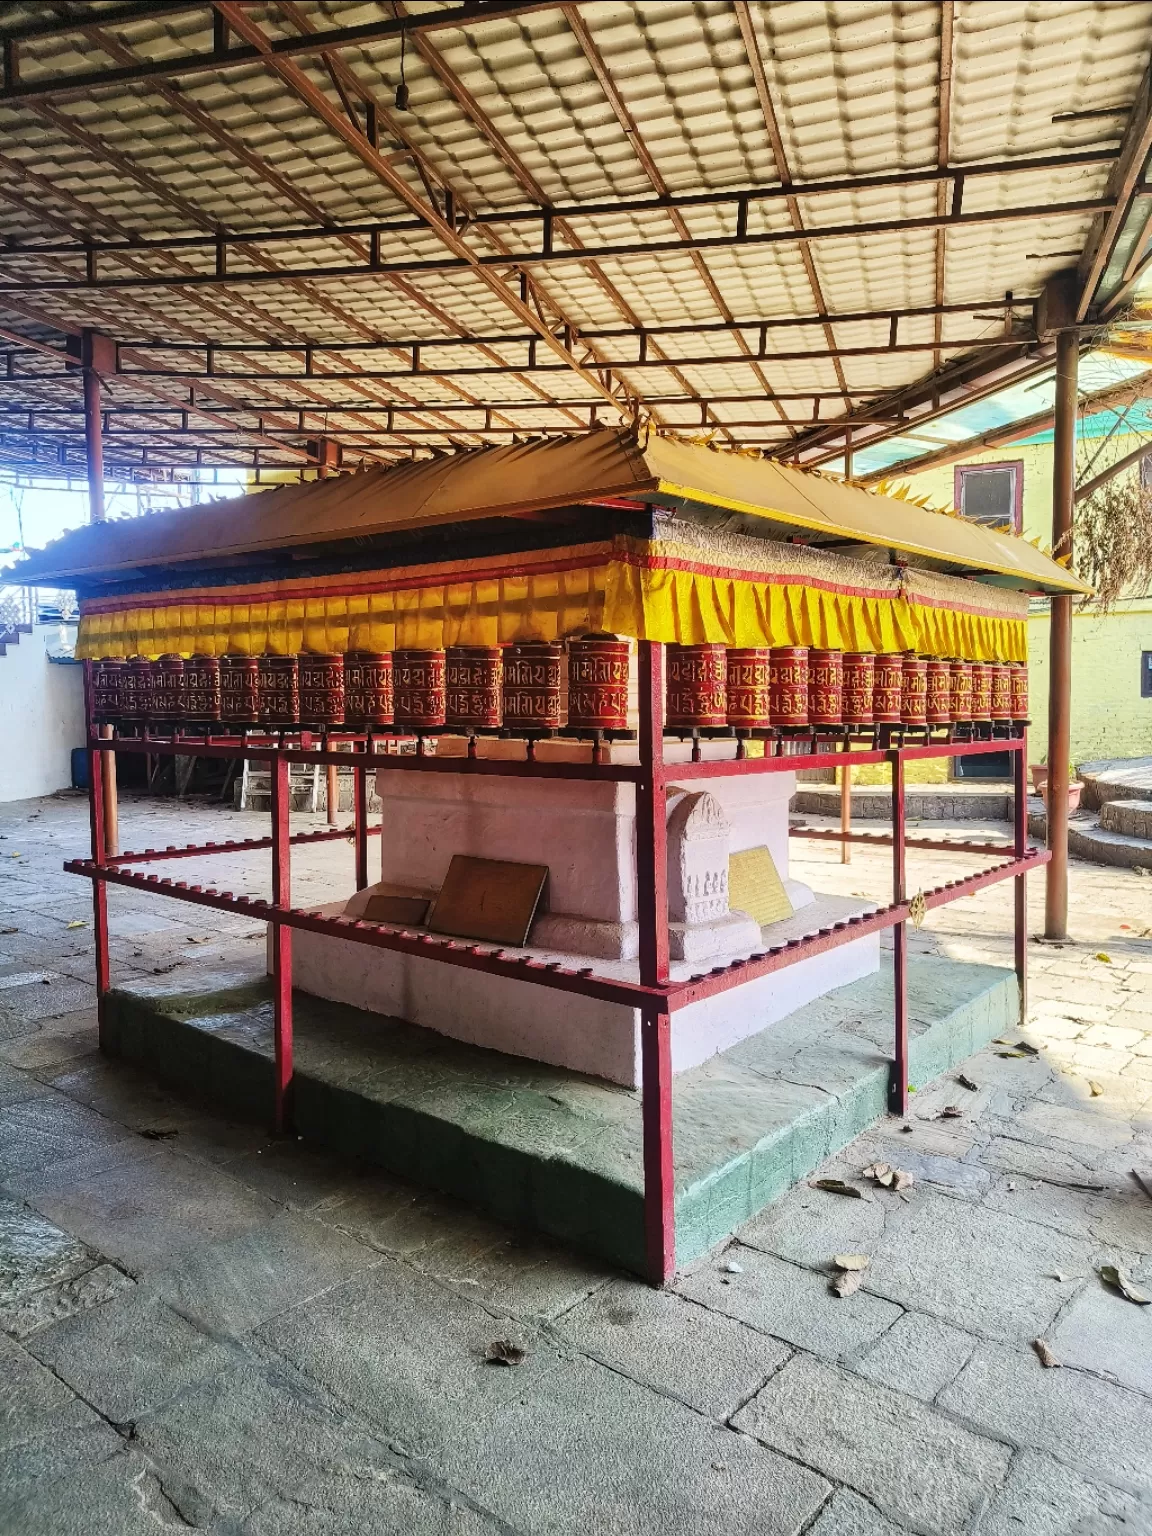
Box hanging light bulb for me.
[394,26,409,111]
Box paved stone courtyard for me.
[0,788,1150,1535]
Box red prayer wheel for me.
[842,653,875,727]
[344,651,393,728]
[149,654,187,724]
[900,654,928,727]
[446,646,503,730]
[969,662,993,722]
[259,654,300,727]
[298,653,345,728]
[1010,662,1029,722]
[91,658,125,726]
[185,654,221,722]
[219,655,260,727]
[502,642,563,730]
[809,649,843,727]
[925,659,952,725]
[666,643,727,730]
[124,657,154,725]
[990,662,1013,722]
[872,653,903,725]
[568,635,630,731]
[768,646,809,728]
[949,660,973,723]
[726,648,771,730]
[393,649,446,730]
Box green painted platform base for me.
[100,955,1018,1276]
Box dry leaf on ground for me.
[956,1074,979,1091]
[1094,952,1112,963]
[810,1178,867,1199]
[833,1255,870,1271]
[1032,1339,1061,1368]
[1089,1081,1104,1098]
[65,920,86,929]
[862,1162,914,1191]
[938,1106,964,1119]
[831,1269,864,1298]
[484,1340,525,1366]
[1099,1265,1150,1305]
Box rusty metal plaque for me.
[426,855,548,946]
[361,893,431,927]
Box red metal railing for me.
[72,649,1046,1284]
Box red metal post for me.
[1013,735,1028,1027]
[83,664,111,1013]
[354,756,369,890]
[270,752,294,1133]
[890,748,909,1116]
[636,640,674,1285]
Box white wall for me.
[0,625,86,802]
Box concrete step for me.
[793,784,1013,821]
[1100,798,1152,839]
[1078,757,1152,812]
[1027,799,1152,870]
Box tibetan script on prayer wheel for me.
[725,648,771,729]
[344,651,393,728]
[808,648,843,727]
[393,649,446,730]
[900,654,928,727]
[150,654,187,723]
[924,659,952,725]
[185,655,221,721]
[502,642,563,729]
[768,646,809,728]
[872,654,903,725]
[842,652,875,726]
[949,660,973,723]
[666,643,727,729]
[124,657,154,724]
[969,662,993,722]
[299,654,345,728]
[568,636,629,730]
[260,655,300,727]
[1010,662,1029,722]
[220,655,260,726]
[91,658,125,725]
[989,662,1013,722]
[446,646,503,730]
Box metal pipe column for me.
[82,334,120,856]
[1044,330,1078,940]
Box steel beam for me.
[1044,330,1078,940]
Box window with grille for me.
[954,462,1023,533]
[1142,651,1152,699]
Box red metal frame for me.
[72,653,1045,1285]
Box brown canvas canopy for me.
[15,429,1089,596]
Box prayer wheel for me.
[666,643,727,730]
[969,662,993,722]
[91,658,125,726]
[808,648,843,728]
[872,653,903,725]
[568,635,630,731]
[900,654,928,727]
[393,649,446,730]
[298,653,345,728]
[219,655,261,727]
[725,648,771,730]
[842,653,875,727]
[768,646,809,728]
[446,646,503,731]
[1010,662,1029,722]
[344,651,393,729]
[925,659,952,726]
[149,654,187,725]
[502,642,563,731]
[949,660,973,724]
[185,654,221,722]
[124,657,154,725]
[989,662,1013,722]
[260,655,300,727]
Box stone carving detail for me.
[666,789,730,925]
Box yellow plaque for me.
[728,846,794,928]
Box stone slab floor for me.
[0,788,1150,1536]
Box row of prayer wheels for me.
[667,646,1028,730]
[91,641,1026,735]
[89,638,632,734]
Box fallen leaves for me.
[956,1074,979,1092]
[829,1254,870,1298]
[484,1340,525,1367]
[937,1106,964,1120]
[1089,1081,1104,1098]
[1031,1339,1061,1369]
[862,1162,914,1192]
[1094,952,1113,964]
[810,1178,867,1199]
[65,920,87,930]
[1099,1265,1150,1305]
[833,1254,870,1270]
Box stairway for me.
[1026,758,1152,872]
